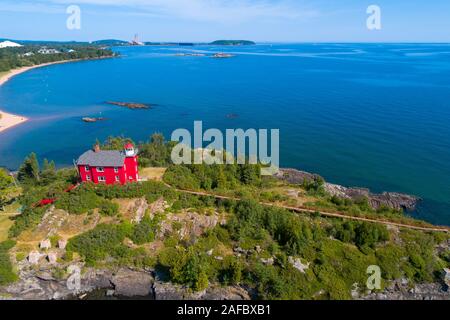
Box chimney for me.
[93,144,101,153]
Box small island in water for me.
[210,40,255,46]
[105,101,153,109]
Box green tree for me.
[17,153,40,183]
[0,169,18,210]
[40,159,57,184]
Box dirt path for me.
[165,184,449,233]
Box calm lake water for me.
[0,44,450,225]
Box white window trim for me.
[85,166,89,171]
[86,175,91,181]
[114,167,119,173]
[115,176,120,182]
[98,176,106,182]
[97,167,104,173]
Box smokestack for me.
[94,144,101,153]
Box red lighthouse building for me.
[76,143,139,185]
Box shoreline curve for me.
[0,56,115,134]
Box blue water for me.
[1,44,450,225]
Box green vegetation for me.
[0,240,17,285]
[164,162,261,191]
[330,221,390,249]
[67,220,157,268]
[129,214,160,245]
[1,134,448,299]
[99,134,176,167]
[154,199,447,299]
[0,168,18,210]
[210,40,256,46]
[0,44,115,73]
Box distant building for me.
[129,34,144,46]
[38,47,61,54]
[76,143,139,185]
[19,52,34,57]
[0,40,23,48]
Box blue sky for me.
[1,0,450,42]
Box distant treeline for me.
[0,44,116,73]
[209,40,255,45]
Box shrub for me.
[67,224,127,265]
[129,215,158,245]
[99,200,119,217]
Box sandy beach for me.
[0,111,28,133]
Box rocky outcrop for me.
[153,282,250,300]
[361,280,449,300]
[274,168,320,185]
[443,268,450,289]
[111,269,153,297]
[2,263,114,300]
[276,168,419,211]
[324,183,419,211]
[130,197,149,223]
[158,211,226,240]
[288,256,310,273]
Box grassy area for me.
[140,167,167,181]
[0,215,14,242]
[0,203,21,242]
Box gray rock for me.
[443,268,450,289]
[58,240,67,249]
[28,251,43,265]
[47,252,58,264]
[275,168,419,211]
[111,269,153,297]
[39,240,51,250]
[153,281,250,300]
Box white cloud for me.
[0,1,63,14]
[2,0,320,23]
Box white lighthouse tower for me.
[124,143,137,157]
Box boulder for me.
[47,252,58,264]
[443,268,450,289]
[58,240,67,249]
[153,282,251,300]
[39,240,51,250]
[111,269,153,297]
[288,256,310,273]
[28,251,43,265]
[153,282,186,300]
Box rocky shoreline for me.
[275,168,420,211]
[0,266,251,300]
[2,264,448,300]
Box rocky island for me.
[105,101,153,109]
[82,117,107,123]
[212,53,235,59]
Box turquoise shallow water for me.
[0,44,450,225]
